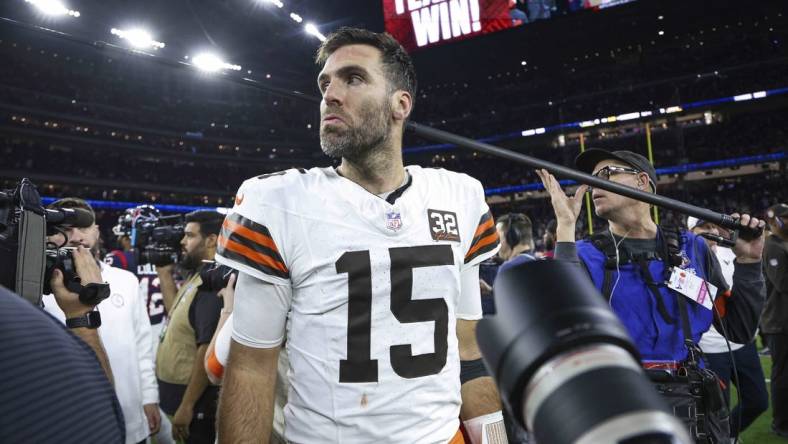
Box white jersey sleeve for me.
[232,271,293,348]
[215,170,309,286]
[461,176,499,269]
[214,313,233,366]
[457,265,483,320]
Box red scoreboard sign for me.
[383,0,515,51]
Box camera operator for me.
[762,203,788,437]
[536,149,766,442]
[106,230,168,350]
[41,198,161,444]
[50,244,115,380]
[689,217,768,439]
[155,210,224,444]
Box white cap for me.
[687,216,703,230]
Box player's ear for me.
[391,90,412,122]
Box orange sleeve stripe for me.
[218,236,289,274]
[206,348,225,380]
[473,217,495,239]
[449,428,466,444]
[465,232,499,259]
[222,218,281,254]
[714,290,732,318]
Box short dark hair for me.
[497,213,534,247]
[184,210,224,237]
[316,27,417,104]
[47,197,96,224]
[546,219,557,236]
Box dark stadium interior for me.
[3,1,788,443]
[2,0,786,243]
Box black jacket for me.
[761,234,788,334]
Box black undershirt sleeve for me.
[189,290,223,345]
[701,239,766,343]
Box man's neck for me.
[508,244,532,261]
[607,208,658,239]
[337,136,405,195]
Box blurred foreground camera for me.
[478,260,691,444]
[113,205,184,266]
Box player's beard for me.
[320,95,391,161]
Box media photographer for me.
[109,206,174,350]
[536,149,766,443]
[155,210,224,444]
[41,198,162,444]
[49,243,115,380]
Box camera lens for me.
[478,260,691,444]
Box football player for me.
[216,28,506,443]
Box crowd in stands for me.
[4,102,786,205]
[1,13,787,158]
[0,7,785,215]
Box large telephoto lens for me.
[477,260,691,444]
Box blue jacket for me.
[575,230,714,362]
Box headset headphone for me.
[505,213,526,248]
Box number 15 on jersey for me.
[337,245,454,383]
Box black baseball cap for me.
[575,148,658,191]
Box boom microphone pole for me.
[406,122,762,239]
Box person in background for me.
[496,213,537,273]
[689,216,768,439]
[42,198,160,444]
[542,219,557,259]
[537,148,765,441]
[761,203,788,438]
[156,210,224,443]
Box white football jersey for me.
[216,165,499,443]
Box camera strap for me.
[660,226,703,363]
[591,226,698,345]
[634,257,676,326]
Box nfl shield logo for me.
[386,211,402,231]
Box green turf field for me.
[735,347,785,443]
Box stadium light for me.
[111,28,165,50]
[191,52,242,73]
[521,127,546,137]
[263,0,284,8]
[733,93,753,102]
[305,23,326,42]
[290,13,303,23]
[25,0,80,17]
